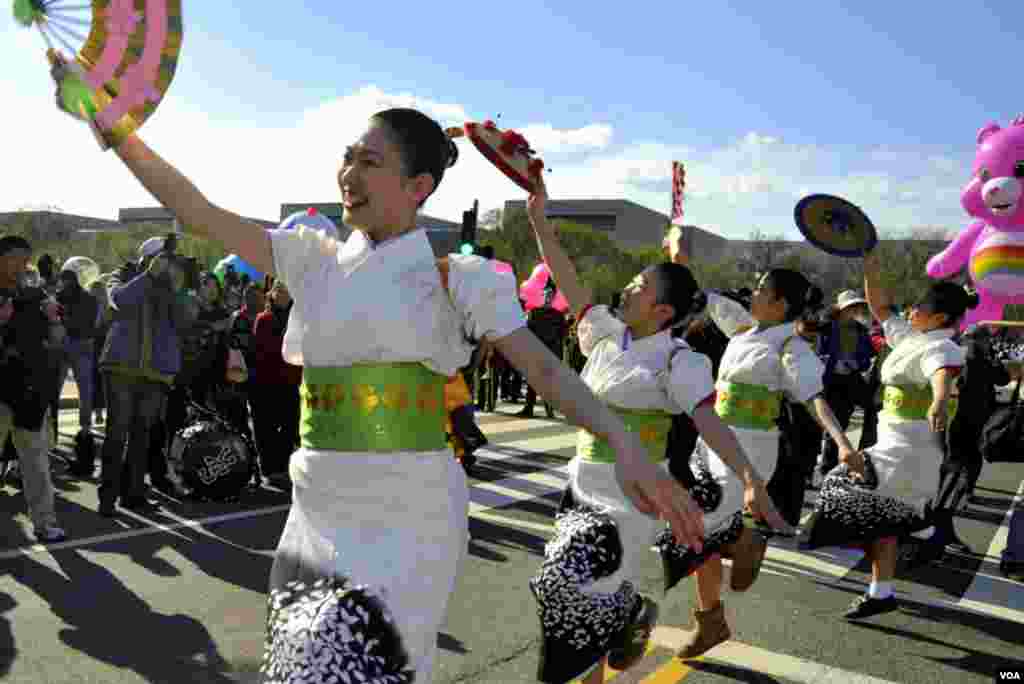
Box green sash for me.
[715,381,782,431]
[300,364,448,452]
[578,407,671,464]
[882,384,959,422]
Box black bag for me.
[981,381,1024,463]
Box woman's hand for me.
[612,431,705,551]
[663,225,689,266]
[743,476,794,534]
[839,445,865,479]
[927,399,949,433]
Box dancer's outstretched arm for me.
[526,175,592,316]
[863,251,892,323]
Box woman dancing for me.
[528,182,789,684]
[670,232,858,656]
[52,68,707,681]
[804,250,973,619]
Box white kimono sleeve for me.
[781,337,825,403]
[576,305,626,357]
[706,292,755,338]
[881,315,914,351]
[447,254,528,342]
[662,349,716,415]
[920,339,966,379]
[267,224,338,300]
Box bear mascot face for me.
[962,118,1024,232]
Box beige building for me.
[501,198,730,260]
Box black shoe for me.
[545,405,555,419]
[843,595,898,620]
[944,538,973,555]
[608,596,659,670]
[98,501,116,518]
[999,559,1024,580]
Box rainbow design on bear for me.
[970,238,1024,291]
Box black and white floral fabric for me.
[262,577,415,684]
[529,507,638,684]
[804,456,929,550]
[655,461,743,591]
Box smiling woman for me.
[50,76,713,680]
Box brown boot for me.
[677,601,731,659]
[723,526,767,592]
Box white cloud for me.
[0,70,976,243]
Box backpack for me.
[980,381,1024,463]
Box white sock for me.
[868,581,893,599]
[911,526,934,540]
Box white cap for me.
[836,290,868,311]
[138,236,165,259]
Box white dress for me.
[806,316,964,548]
[265,224,526,684]
[530,305,740,684]
[701,293,825,526]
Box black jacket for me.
[0,285,63,429]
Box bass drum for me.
[168,418,255,502]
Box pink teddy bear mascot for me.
[927,116,1024,327]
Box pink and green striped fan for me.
[13,0,183,149]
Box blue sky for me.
[2,1,1022,240]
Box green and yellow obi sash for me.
[882,384,959,422]
[300,364,448,452]
[578,407,671,464]
[715,381,782,431]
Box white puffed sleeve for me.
[920,339,966,379]
[447,254,528,342]
[662,348,716,415]
[780,336,825,403]
[881,315,914,351]
[706,292,755,338]
[267,225,339,301]
[576,305,626,357]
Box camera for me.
[159,232,201,291]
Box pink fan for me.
[519,262,568,312]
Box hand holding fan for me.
[13,0,184,149]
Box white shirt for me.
[706,293,824,403]
[879,316,964,389]
[268,224,526,375]
[576,305,714,415]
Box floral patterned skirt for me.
[804,457,930,550]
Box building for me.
[118,207,279,231]
[280,203,463,256]
[0,210,123,242]
[501,198,729,260]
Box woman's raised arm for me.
[863,251,892,324]
[526,174,592,317]
[115,135,274,275]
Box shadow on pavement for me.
[0,592,16,677]
[852,604,1024,681]
[9,549,238,684]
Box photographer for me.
[97,236,189,516]
[0,236,67,542]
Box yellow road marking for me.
[640,659,694,683]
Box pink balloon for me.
[518,262,569,312]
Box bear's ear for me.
[978,122,1001,144]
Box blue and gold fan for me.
[794,194,878,258]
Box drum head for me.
[794,194,878,258]
[171,421,252,501]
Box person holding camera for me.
[56,267,100,476]
[97,237,189,516]
[0,236,67,542]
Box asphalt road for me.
[0,404,1021,684]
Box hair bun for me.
[965,291,981,310]
[805,285,824,311]
[444,134,460,170]
[690,289,708,315]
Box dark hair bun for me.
[690,289,708,315]
[805,286,824,311]
[444,134,459,170]
[965,291,980,310]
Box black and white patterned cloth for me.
[529,507,638,684]
[803,457,929,550]
[262,577,415,684]
[655,462,744,592]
